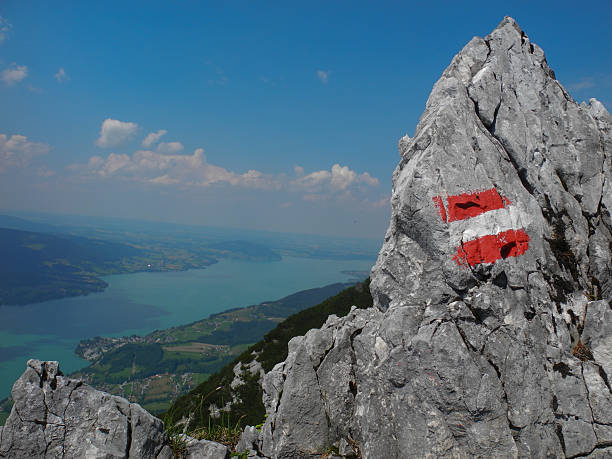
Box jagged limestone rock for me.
[237,426,261,453]
[251,17,612,459]
[0,360,169,458]
[180,435,228,459]
[0,360,227,459]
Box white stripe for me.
[447,205,529,244]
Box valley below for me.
[70,280,356,414]
[0,253,373,421]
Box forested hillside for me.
[0,227,144,305]
[166,279,373,432]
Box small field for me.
[163,343,227,354]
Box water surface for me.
[0,256,374,398]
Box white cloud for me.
[54,67,69,83]
[156,141,184,154]
[360,171,379,187]
[0,134,50,173]
[149,174,179,185]
[1,63,28,85]
[294,169,331,191]
[292,164,379,192]
[330,164,356,190]
[316,69,330,84]
[73,147,277,189]
[141,129,167,148]
[96,152,132,175]
[95,118,139,148]
[70,140,379,198]
[0,17,12,45]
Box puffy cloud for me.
[1,63,28,85]
[74,147,277,189]
[156,141,184,154]
[292,164,378,192]
[141,129,167,148]
[149,174,179,185]
[97,153,132,176]
[294,169,331,191]
[71,137,379,198]
[0,17,12,45]
[360,171,379,187]
[0,134,50,173]
[330,164,356,190]
[316,69,330,84]
[54,67,69,83]
[95,118,138,148]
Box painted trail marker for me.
[433,188,530,267]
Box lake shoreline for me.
[0,256,374,399]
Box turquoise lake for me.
[0,256,375,398]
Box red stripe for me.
[453,229,530,266]
[433,188,511,223]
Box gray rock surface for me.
[0,359,169,458]
[252,17,612,458]
[237,425,261,453]
[181,435,228,459]
[0,359,228,459]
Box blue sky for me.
[0,1,610,238]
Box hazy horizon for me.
[0,209,384,242]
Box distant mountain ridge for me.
[0,215,60,234]
[0,225,286,306]
[0,213,379,306]
[0,227,144,305]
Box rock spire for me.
[249,16,612,458]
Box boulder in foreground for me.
[0,359,228,459]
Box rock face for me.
[0,360,228,459]
[0,360,170,458]
[247,17,612,458]
[181,435,229,459]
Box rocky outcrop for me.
[242,17,612,458]
[0,360,228,459]
[180,435,229,459]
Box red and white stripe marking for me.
[433,188,530,267]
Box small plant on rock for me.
[163,413,188,458]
